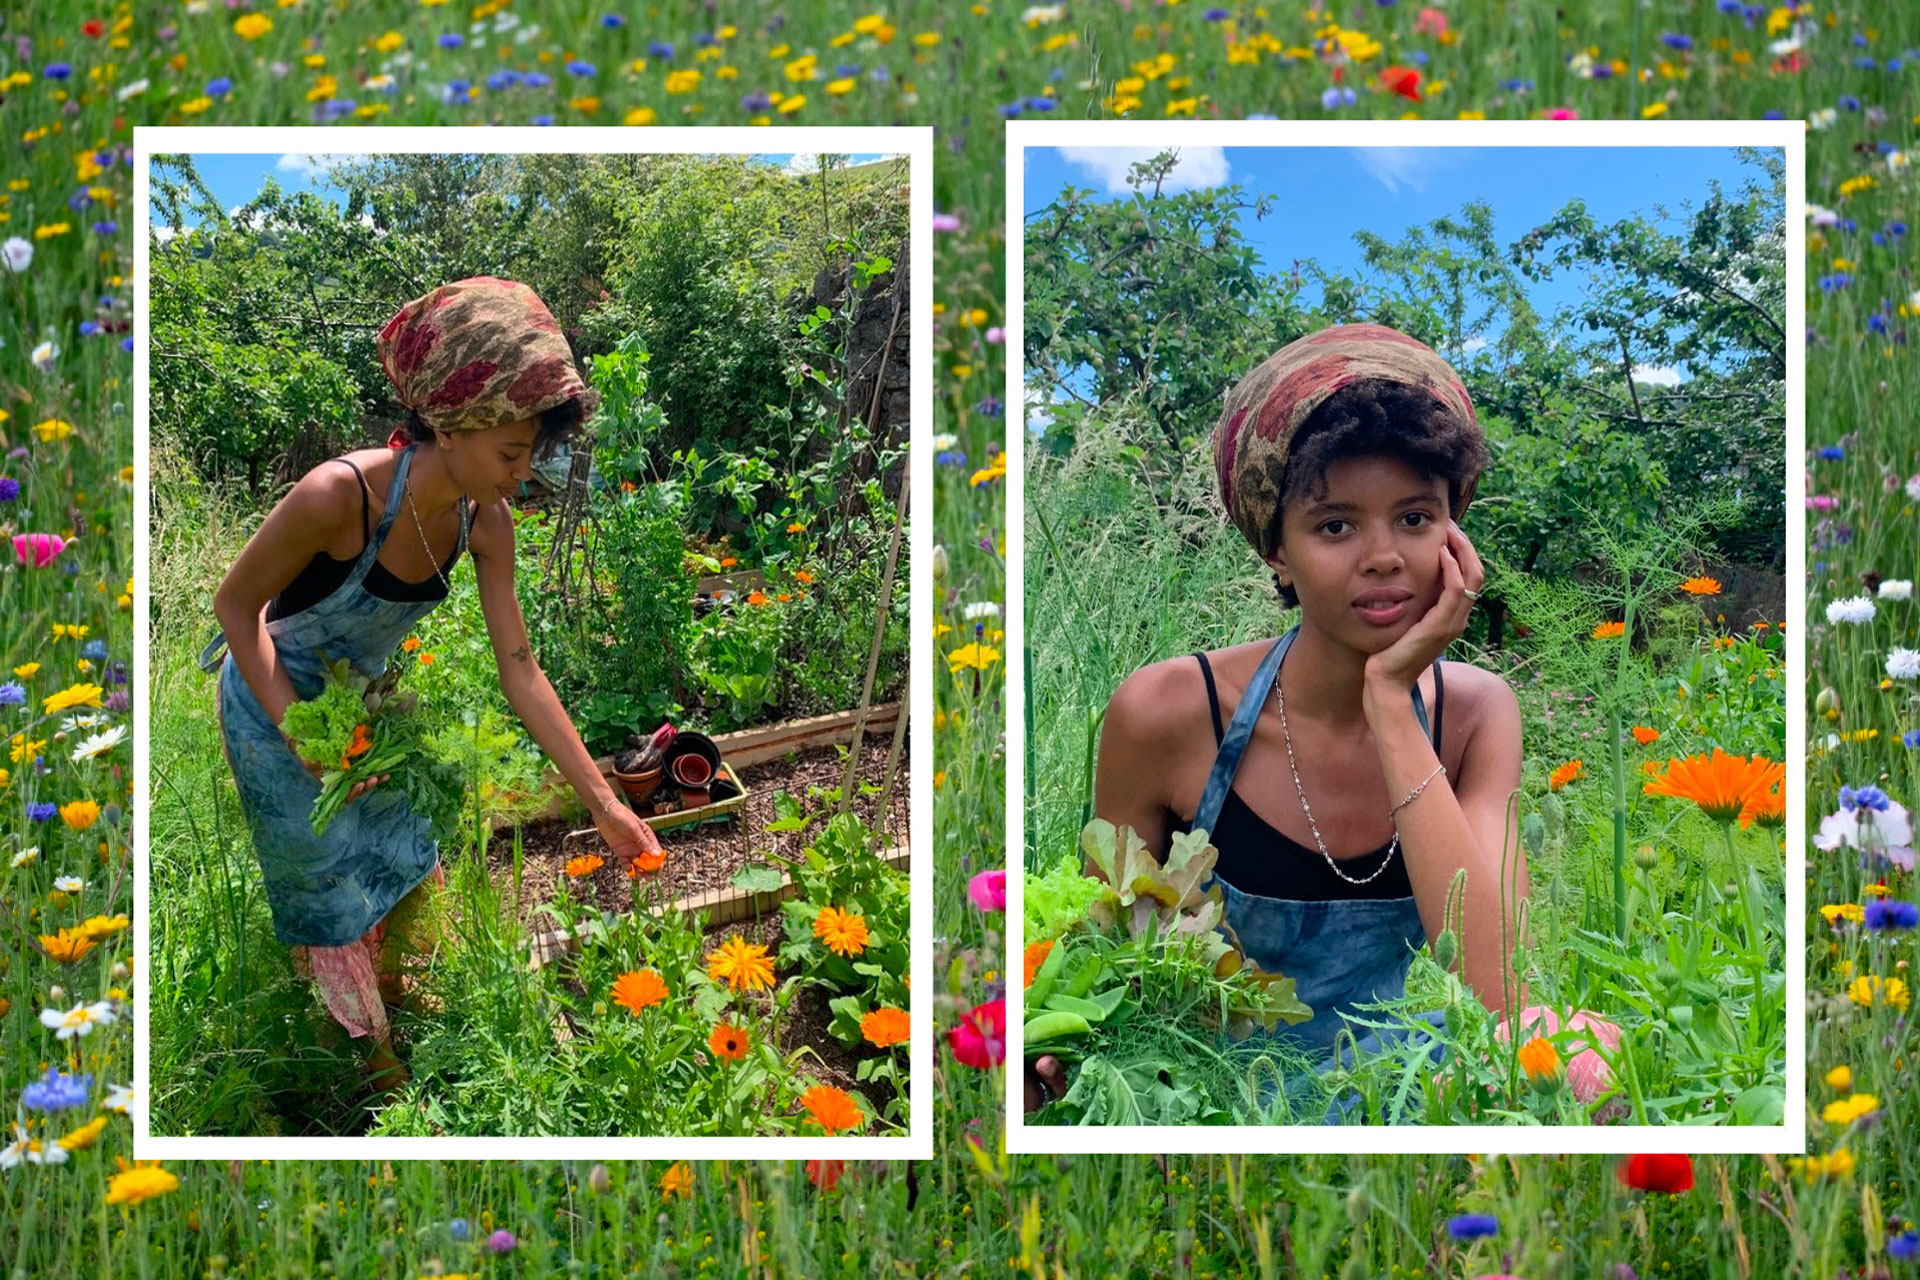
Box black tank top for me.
[266,457,465,622]
[1166,651,1439,902]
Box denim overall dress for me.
[1192,624,1439,1062]
[198,445,467,948]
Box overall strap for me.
[1190,626,1438,842]
[345,445,415,591]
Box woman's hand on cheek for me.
[1363,521,1485,692]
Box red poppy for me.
[805,1159,845,1192]
[1618,1153,1694,1194]
[1381,65,1422,101]
[945,997,1006,1069]
[83,19,106,38]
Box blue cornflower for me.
[121,337,134,354]
[936,450,968,469]
[443,81,471,104]
[0,478,17,501]
[1320,86,1355,109]
[1841,785,1891,812]
[1716,0,1741,12]
[1762,109,1783,120]
[523,71,551,88]
[567,60,596,76]
[79,321,102,338]
[1840,218,1858,233]
[601,14,625,27]
[1865,899,1920,930]
[1204,7,1231,18]
[1502,78,1534,92]
[1891,58,1906,72]
[45,63,72,81]
[450,1219,471,1242]
[870,66,890,82]
[1892,222,1909,237]
[649,41,676,59]
[1853,32,1869,46]
[207,77,233,97]
[1446,1214,1499,1241]
[1855,56,1878,70]
[740,90,772,111]
[69,190,94,213]
[1817,445,1845,460]
[487,70,518,90]
[1408,49,1428,65]
[1869,314,1889,334]
[1889,1230,1919,1260]
[531,115,554,126]
[836,63,860,78]
[1000,101,1023,118]
[82,639,108,661]
[695,32,720,48]
[0,682,24,705]
[91,220,117,236]
[1840,94,1862,111]
[28,802,57,823]
[1661,33,1692,50]
[20,1067,92,1113]
[975,396,1003,417]
[438,33,464,49]
[1024,96,1056,111]
[1819,274,1852,292]
[94,150,114,168]
[1591,63,1614,79]
[1902,728,1920,749]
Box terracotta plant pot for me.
[670,753,714,789]
[680,787,712,810]
[614,764,664,807]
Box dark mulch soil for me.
[486,737,909,934]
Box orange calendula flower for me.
[402,636,422,652]
[344,723,373,766]
[658,1161,694,1199]
[1643,749,1781,825]
[105,1159,181,1206]
[795,569,814,584]
[1630,725,1660,745]
[60,799,101,831]
[786,521,806,534]
[612,968,668,1015]
[1739,768,1786,830]
[1516,1035,1560,1080]
[38,928,98,962]
[1591,620,1626,640]
[708,1022,750,1061]
[799,1083,863,1134]
[1548,759,1584,791]
[628,847,666,876]
[746,590,769,606]
[77,914,129,941]
[706,936,777,993]
[1678,576,1723,596]
[565,853,605,877]
[719,555,737,568]
[812,905,870,957]
[861,1006,910,1048]
[1024,938,1055,988]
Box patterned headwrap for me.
[1212,323,1479,560]
[375,276,598,433]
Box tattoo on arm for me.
[511,644,529,663]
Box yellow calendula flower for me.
[44,683,105,715]
[1820,903,1864,926]
[9,736,46,766]
[233,12,273,39]
[58,1116,109,1152]
[38,928,98,963]
[1821,1093,1879,1126]
[33,418,75,443]
[778,94,806,114]
[1847,974,1911,1011]
[625,106,657,125]
[1825,1064,1852,1090]
[105,1159,182,1206]
[947,642,1001,675]
[14,663,40,679]
[826,77,856,95]
[61,799,102,831]
[52,624,92,641]
[78,914,130,941]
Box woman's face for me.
[436,417,539,504]
[1268,454,1451,651]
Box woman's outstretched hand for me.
[295,751,391,802]
[1364,519,1487,695]
[1025,1055,1070,1112]
[595,799,664,871]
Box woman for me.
[199,276,662,1090]
[1030,324,1530,1114]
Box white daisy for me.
[114,78,150,102]
[0,1123,68,1169]
[1827,595,1877,625]
[9,847,37,869]
[53,875,84,893]
[70,725,128,763]
[104,1083,136,1115]
[59,713,109,733]
[1888,649,1920,680]
[38,1001,117,1041]
[931,433,958,451]
[963,601,1001,622]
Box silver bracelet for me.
[1389,763,1447,821]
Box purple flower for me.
[438,33,464,49]
[649,41,676,58]
[1841,786,1891,812]
[975,396,1003,417]
[0,478,17,502]
[28,802,57,823]
[20,1067,92,1113]
[932,212,961,232]
[1889,1230,1919,1260]
[1864,899,1919,930]
[44,63,72,81]
[487,1230,517,1255]
[105,690,129,711]
[1660,32,1693,50]
[600,14,625,27]
[1205,7,1230,18]
[1445,1214,1499,1241]
[0,682,24,705]
[91,221,117,236]
[207,76,233,97]
[740,89,772,111]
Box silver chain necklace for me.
[1270,662,1400,886]
[401,475,453,595]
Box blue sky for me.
[1023,145,1778,382]
[153,151,902,232]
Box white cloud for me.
[1460,336,1488,353]
[152,225,180,244]
[1630,363,1684,386]
[1054,146,1230,196]
[1350,147,1455,197]
[784,152,824,175]
[277,153,347,180]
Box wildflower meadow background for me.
[0,0,1907,1275]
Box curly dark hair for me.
[403,396,587,462]
[1268,377,1488,609]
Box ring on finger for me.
[1462,587,1481,602]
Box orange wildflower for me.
[401,636,422,652]
[1630,726,1660,746]
[1592,620,1626,640]
[565,853,605,877]
[720,556,737,568]
[658,1161,693,1199]
[612,968,668,1015]
[1738,763,1787,830]
[628,847,667,875]
[1517,1035,1560,1080]
[1549,759,1585,791]
[1678,576,1723,596]
[799,1083,863,1134]
[708,1022,750,1061]
[1024,938,1055,988]
[38,928,98,962]
[706,936,777,992]
[1643,749,1781,825]
[342,722,373,769]
[860,1006,910,1048]
[795,569,814,584]
[746,590,769,606]
[812,905,870,957]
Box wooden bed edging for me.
[527,843,910,972]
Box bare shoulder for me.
[1103,652,1215,753]
[467,497,515,559]
[278,456,364,528]
[1442,659,1521,745]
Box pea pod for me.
[1025,938,1069,1009]
[1023,1010,1092,1046]
[1042,993,1107,1023]
[1060,952,1105,1000]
